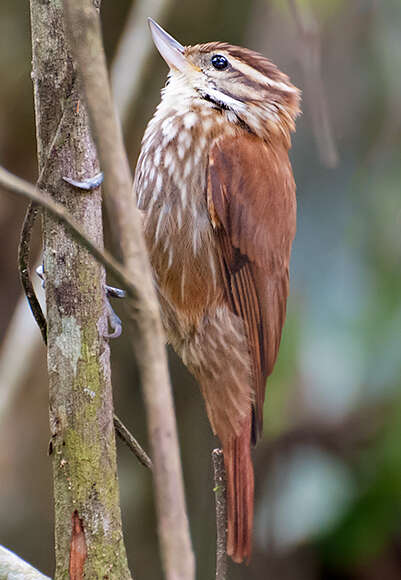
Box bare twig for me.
[288,0,338,167]
[111,0,173,125]
[0,166,136,299]
[63,2,195,579]
[212,449,228,580]
[114,414,152,470]
[18,202,47,343]
[0,545,50,580]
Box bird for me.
[134,18,300,563]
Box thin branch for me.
[212,449,227,580]
[288,0,338,167]
[63,2,195,579]
[18,202,47,344]
[0,545,50,579]
[114,414,152,470]
[0,166,137,299]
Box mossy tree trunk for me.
[29,1,132,577]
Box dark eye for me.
[211,54,228,70]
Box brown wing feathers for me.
[208,134,296,438]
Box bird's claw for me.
[106,285,126,299]
[63,171,104,190]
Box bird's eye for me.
[211,54,228,70]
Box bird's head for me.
[149,18,301,146]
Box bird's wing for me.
[207,133,296,442]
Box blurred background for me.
[1,0,401,578]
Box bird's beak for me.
[148,18,188,73]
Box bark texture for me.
[29,1,131,578]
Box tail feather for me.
[223,418,254,563]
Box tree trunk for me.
[29,1,132,577]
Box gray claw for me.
[106,285,126,299]
[63,171,104,190]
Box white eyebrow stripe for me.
[204,87,247,111]
[228,56,298,93]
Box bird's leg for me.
[36,263,125,339]
[62,171,104,190]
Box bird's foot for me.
[36,265,125,339]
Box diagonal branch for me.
[114,414,152,470]
[0,166,136,298]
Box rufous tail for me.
[223,417,254,563]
